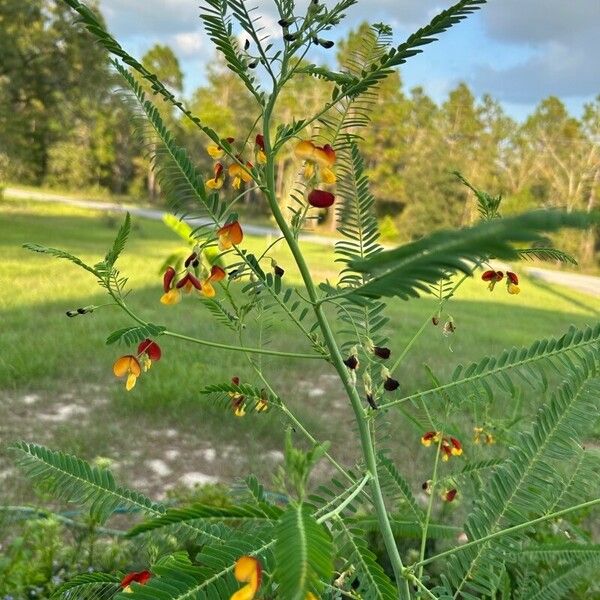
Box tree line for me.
[1,2,598,263]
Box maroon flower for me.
[308,189,335,208]
[383,377,400,392]
[343,354,359,370]
[138,339,162,362]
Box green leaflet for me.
[51,572,120,600]
[274,504,334,600]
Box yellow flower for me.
[507,283,520,295]
[113,355,142,391]
[228,161,253,189]
[255,134,266,164]
[230,556,261,600]
[294,140,337,184]
[207,144,224,159]
[207,162,225,189]
[160,288,181,305]
[217,221,244,251]
[420,431,441,447]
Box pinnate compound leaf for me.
[345,210,596,300]
[274,504,333,600]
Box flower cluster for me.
[161,254,228,306]
[206,137,256,190]
[473,426,495,445]
[294,139,337,208]
[113,339,161,391]
[481,269,520,295]
[229,377,269,417]
[343,343,398,405]
[420,432,463,462]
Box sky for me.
[98,0,600,121]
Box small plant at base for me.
[13,1,600,599]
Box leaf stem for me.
[414,496,600,569]
[316,473,371,524]
[163,330,321,360]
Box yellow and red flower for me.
[160,266,181,305]
[138,339,161,371]
[443,488,458,503]
[506,271,520,295]
[217,220,244,251]
[199,265,227,298]
[207,137,235,160]
[255,134,266,165]
[228,160,254,189]
[230,556,261,600]
[230,376,246,417]
[294,140,336,184]
[420,431,441,447]
[121,570,152,592]
[207,162,225,190]
[481,270,504,291]
[113,355,142,391]
[441,437,463,461]
[473,426,495,445]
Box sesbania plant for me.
[13,0,600,599]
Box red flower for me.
[138,339,162,362]
[176,272,203,292]
[481,270,504,291]
[373,346,391,359]
[443,488,458,502]
[308,189,335,208]
[121,570,152,590]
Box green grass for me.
[1,196,599,503]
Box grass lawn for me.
[1,195,599,507]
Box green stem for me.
[262,98,411,600]
[417,437,442,580]
[317,473,371,524]
[415,496,600,569]
[163,330,320,360]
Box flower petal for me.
[163,266,176,292]
[121,571,152,588]
[210,265,227,282]
[113,355,141,378]
[201,281,216,298]
[320,167,337,184]
[126,373,138,391]
[507,271,519,285]
[207,145,224,159]
[217,221,244,250]
[138,339,162,362]
[160,289,181,305]
[507,283,520,295]
[308,189,335,208]
[294,140,316,160]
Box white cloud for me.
[172,31,204,57]
[473,0,600,102]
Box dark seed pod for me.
[366,393,378,410]
[248,60,258,69]
[384,377,400,392]
[66,310,78,318]
[192,259,200,268]
[320,39,335,49]
[77,307,87,314]
[244,38,250,50]
[373,346,391,359]
[283,33,297,42]
[278,18,291,27]
[343,355,359,370]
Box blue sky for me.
[98,0,599,121]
